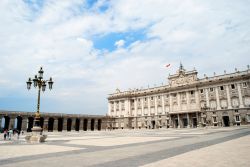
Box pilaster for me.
[226,85,232,109]
[215,87,221,110]
[237,83,244,108]
[205,88,210,107]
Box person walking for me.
[3,129,7,140]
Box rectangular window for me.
[235,110,238,113]
[151,97,153,100]
[231,84,235,89]
[236,116,240,121]
[190,90,194,95]
[145,98,147,101]
[210,88,214,92]
[158,96,161,99]
[243,82,247,88]
[200,89,204,94]
[213,117,217,122]
[220,86,224,90]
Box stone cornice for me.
[108,69,250,100]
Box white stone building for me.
[107,64,250,129]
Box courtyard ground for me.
[0,126,249,167]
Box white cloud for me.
[114,39,125,48]
[0,0,249,114]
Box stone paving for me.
[0,126,249,167]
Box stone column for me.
[72,119,76,131]
[226,85,232,109]
[154,96,157,115]
[21,118,28,131]
[195,90,200,110]
[237,83,244,108]
[114,101,117,117]
[148,97,151,116]
[142,98,144,116]
[43,118,49,131]
[124,99,129,117]
[128,99,131,117]
[215,87,221,110]
[169,94,173,112]
[186,91,190,110]
[9,117,15,129]
[196,112,201,127]
[53,119,58,131]
[135,98,138,117]
[205,88,210,107]
[162,95,165,115]
[79,119,83,130]
[63,118,67,131]
[187,113,190,128]
[177,114,180,128]
[169,115,173,128]
[177,93,181,111]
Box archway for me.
[67,118,72,131]
[58,118,63,132]
[151,120,155,129]
[48,118,54,132]
[91,119,95,131]
[40,117,44,128]
[223,116,230,127]
[75,118,80,131]
[16,116,22,131]
[83,119,88,131]
[27,117,34,132]
[1,116,10,130]
[97,119,102,131]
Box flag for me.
[166,64,171,68]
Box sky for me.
[0,0,250,115]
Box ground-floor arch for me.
[75,118,80,131]
[58,118,63,131]
[15,116,22,131]
[27,117,34,132]
[48,118,54,132]
[98,119,102,131]
[83,119,88,131]
[67,118,72,131]
[91,119,95,131]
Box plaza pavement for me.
[0,126,249,167]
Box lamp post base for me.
[25,126,47,143]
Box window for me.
[158,96,161,99]
[235,116,240,122]
[151,97,153,100]
[190,90,194,95]
[243,82,247,88]
[220,86,224,90]
[231,84,235,89]
[234,110,238,113]
[200,89,204,94]
[210,88,214,92]
[138,99,140,102]
[145,98,147,101]
[213,117,217,122]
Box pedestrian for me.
[17,130,20,140]
[4,130,7,140]
[8,129,13,140]
[21,130,24,135]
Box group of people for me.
[3,129,24,140]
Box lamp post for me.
[25,67,53,142]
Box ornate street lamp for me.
[25,67,53,143]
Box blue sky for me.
[0,0,250,115]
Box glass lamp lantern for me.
[26,78,32,90]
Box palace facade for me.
[107,64,250,129]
